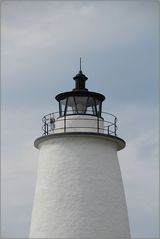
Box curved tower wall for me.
[54,115,104,133]
[30,133,130,238]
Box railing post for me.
[64,115,66,133]
[46,123,48,135]
[115,117,117,136]
[44,116,47,135]
[43,116,49,135]
[97,116,99,133]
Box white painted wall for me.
[54,115,104,133]
[30,134,130,238]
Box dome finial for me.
[79,57,83,74]
[80,57,82,72]
[73,58,88,91]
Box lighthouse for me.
[30,63,130,238]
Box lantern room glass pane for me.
[74,96,88,114]
[59,98,67,116]
[66,96,77,115]
[95,99,101,117]
[86,97,97,115]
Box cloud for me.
[119,142,159,237]
[2,1,158,51]
[1,109,41,238]
[117,106,159,237]
[2,1,158,83]
[1,1,158,114]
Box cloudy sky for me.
[1,1,159,238]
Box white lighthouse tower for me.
[30,63,130,238]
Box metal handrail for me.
[41,111,118,136]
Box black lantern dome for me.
[55,65,105,118]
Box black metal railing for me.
[42,111,118,136]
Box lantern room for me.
[55,69,105,118]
